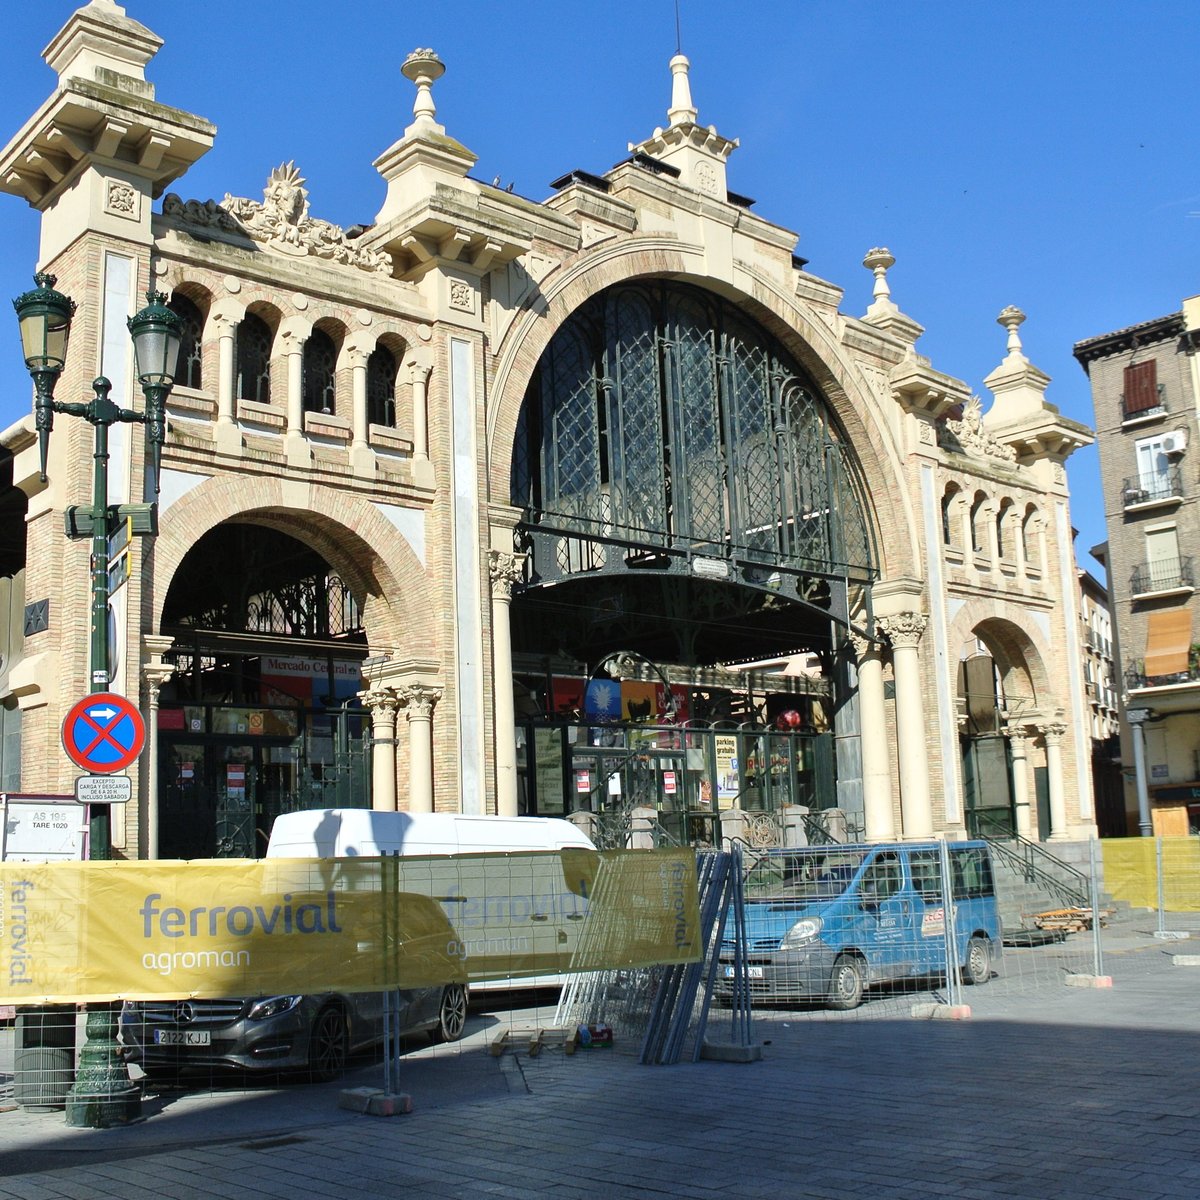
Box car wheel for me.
[432,984,468,1043]
[827,954,866,1010]
[307,1005,349,1081]
[963,936,991,986]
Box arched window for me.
[303,329,336,415]
[169,295,204,391]
[236,313,272,405]
[367,346,397,427]
[941,485,961,548]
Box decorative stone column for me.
[360,687,400,812]
[1003,723,1032,839]
[490,550,525,818]
[409,359,431,463]
[1126,707,1154,837]
[212,312,239,427]
[1041,720,1069,840]
[279,326,306,437]
[347,344,370,451]
[851,632,893,841]
[401,684,441,813]
[877,612,933,839]
[141,636,175,860]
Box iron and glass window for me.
[302,329,337,415]
[168,295,204,391]
[236,313,272,404]
[367,346,397,427]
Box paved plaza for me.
[2,922,1198,1199]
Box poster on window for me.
[715,735,740,808]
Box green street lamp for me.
[13,274,181,1128]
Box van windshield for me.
[744,851,868,901]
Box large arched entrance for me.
[155,523,370,858]
[508,281,877,846]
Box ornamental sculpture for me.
[161,162,392,275]
[937,395,1017,463]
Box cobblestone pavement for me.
[1,924,1198,1199]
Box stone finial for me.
[667,53,698,126]
[997,305,1027,362]
[402,49,446,135]
[863,247,896,309]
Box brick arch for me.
[485,238,919,582]
[149,475,435,660]
[947,599,1053,714]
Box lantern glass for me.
[13,273,74,373]
[128,292,182,387]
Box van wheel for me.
[307,1005,349,1081]
[827,954,865,1010]
[432,984,468,1043]
[963,937,991,986]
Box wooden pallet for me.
[489,1026,578,1058]
[1026,906,1113,933]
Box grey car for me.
[119,982,468,1081]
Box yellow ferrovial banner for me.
[1102,837,1200,912]
[0,849,701,1004]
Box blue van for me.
[720,841,1002,1009]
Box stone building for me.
[1075,294,1200,836]
[0,1,1095,859]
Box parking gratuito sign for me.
[0,850,700,1004]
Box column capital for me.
[359,686,400,715]
[848,631,885,662]
[877,611,928,648]
[1125,707,1153,725]
[489,549,526,598]
[343,344,371,370]
[400,683,442,720]
[406,357,433,385]
[1040,721,1068,745]
[1001,723,1029,752]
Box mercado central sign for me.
[0,849,700,1004]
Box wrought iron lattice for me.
[169,295,204,391]
[513,281,875,587]
[236,313,272,405]
[303,329,337,415]
[179,571,362,640]
[367,346,397,427]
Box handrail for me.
[982,830,1089,910]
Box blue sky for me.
[1,1,1197,583]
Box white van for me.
[266,810,597,992]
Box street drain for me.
[238,1135,310,1151]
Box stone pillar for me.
[1041,720,1069,840]
[213,313,238,426]
[360,688,400,812]
[409,360,431,462]
[851,632,893,841]
[141,636,175,860]
[278,326,307,437]
[401,684,441,813]
[489,550,525,818]
[1003,723,1032,839]
[348,346,369,450]
[1127,707,1154,837]
[878,613,932,839]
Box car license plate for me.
[153,1030,210,1046]
[723,966,764,980]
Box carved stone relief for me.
[106,179,138,220]
[937,395,1017,463]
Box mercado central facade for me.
[0,1,1096,859]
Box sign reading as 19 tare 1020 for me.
[61,693,146,775]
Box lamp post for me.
[13,273,181,1128]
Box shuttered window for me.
[1124,361,1159,414]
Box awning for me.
[1144,608,1193,678]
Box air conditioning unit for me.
[1163,430,1188,455]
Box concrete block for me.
[337,1087,413,1117]
[1171,955,1200,967]
[909,1003,971,1020]
[699,1041,763,1063]
[1152,930,1190,940]
[1064,974,1113,987]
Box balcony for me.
[1120,383,1167,424]
[1130,556,1194,598]
[1122,468,1183,511]
[1127,659,1200,692]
